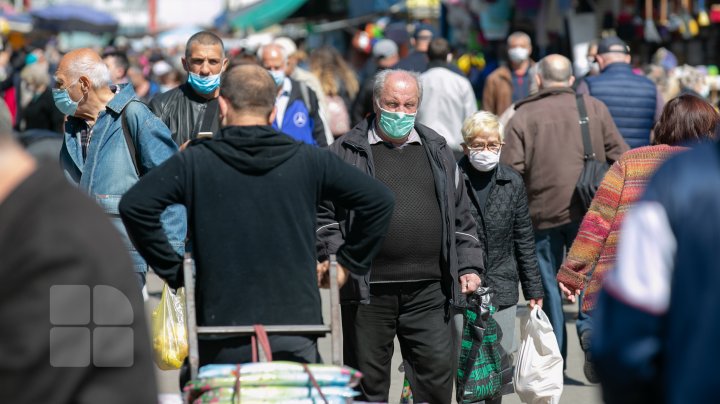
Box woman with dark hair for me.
[557,94,719,382]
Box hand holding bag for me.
[514,305,564,404]
[456,287,513,403]
[151,284,188,370]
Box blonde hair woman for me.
[458,111,544,404]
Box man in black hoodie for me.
[119,64,394,368]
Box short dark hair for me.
[427,38,450,62]
[185,31,225,59]
[654,94,720,145]
[220,64,276,118]
[102,50,129,75]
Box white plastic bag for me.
[513,305,564,404]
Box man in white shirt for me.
[416,38,477,160]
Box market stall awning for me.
[227,0,308,32]
[31,4,118,34]
[0,10,32,33]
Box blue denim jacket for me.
[60,84,186,272]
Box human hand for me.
[317,260,350,289]
[558,281,581,302]
[0,49,11,67]
[459,273,482,294]
[179,140,191,151]
[529,298,543,309]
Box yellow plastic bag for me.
[152,284,188,370]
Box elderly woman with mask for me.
[458,111,544,402]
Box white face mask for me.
[508,47,530,63]
[469,150,500,172]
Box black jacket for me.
[119,125,393,327]
[317,117,485,307]
[21,88,64,133]
[148,83,220,145]
[0,164,156,403]
[459,158,544,306]
[350,69,383,127]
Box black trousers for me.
[342,280,453,404]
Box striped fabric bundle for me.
[557,145,686,313]
[184,362,362,403]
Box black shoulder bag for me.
[574,93,610,213]
[121,100,142,176]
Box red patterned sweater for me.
[557,144,686,313]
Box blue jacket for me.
[272,78,327,147]
[593,141,720,403]
[60,83,186,273]
[586,63,657,149]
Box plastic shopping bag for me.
[457,287,513,403]
[152,284,188,370]
[513,305,563,404]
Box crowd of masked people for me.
[2,25,720,404]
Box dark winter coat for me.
[316,116,485,308]
[585,63,658,149]
[148,83,220,146]
[0,164,157,403]
[458,159,544,307]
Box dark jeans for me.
[534,221,580,363]
[342,280,453,404]
[179,335,320,388]
[576,289,593,339]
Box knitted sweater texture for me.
[557,144,685,313]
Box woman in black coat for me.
[459,111,544,399]
[19,63,64,133]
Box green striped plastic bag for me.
[456,287,513,403]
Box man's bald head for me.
[220,64,277,119]
[536,54,574,88]
[57,48,111,89]
[258,43,287,64]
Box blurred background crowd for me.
[3,0,720,144]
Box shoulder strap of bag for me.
[121,100,141,176]
[575,93,594,160]
[199,97,220,134]
[299,81,314,115]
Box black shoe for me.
[580,332,599,384]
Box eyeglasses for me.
[467,142,504,154]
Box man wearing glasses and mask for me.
[501,54,627,368]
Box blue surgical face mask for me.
[52,82,83,116]
[269,70,286,87]
[377,106,416,139]
[187,72,221,94]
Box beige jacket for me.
[500,87,629,230]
